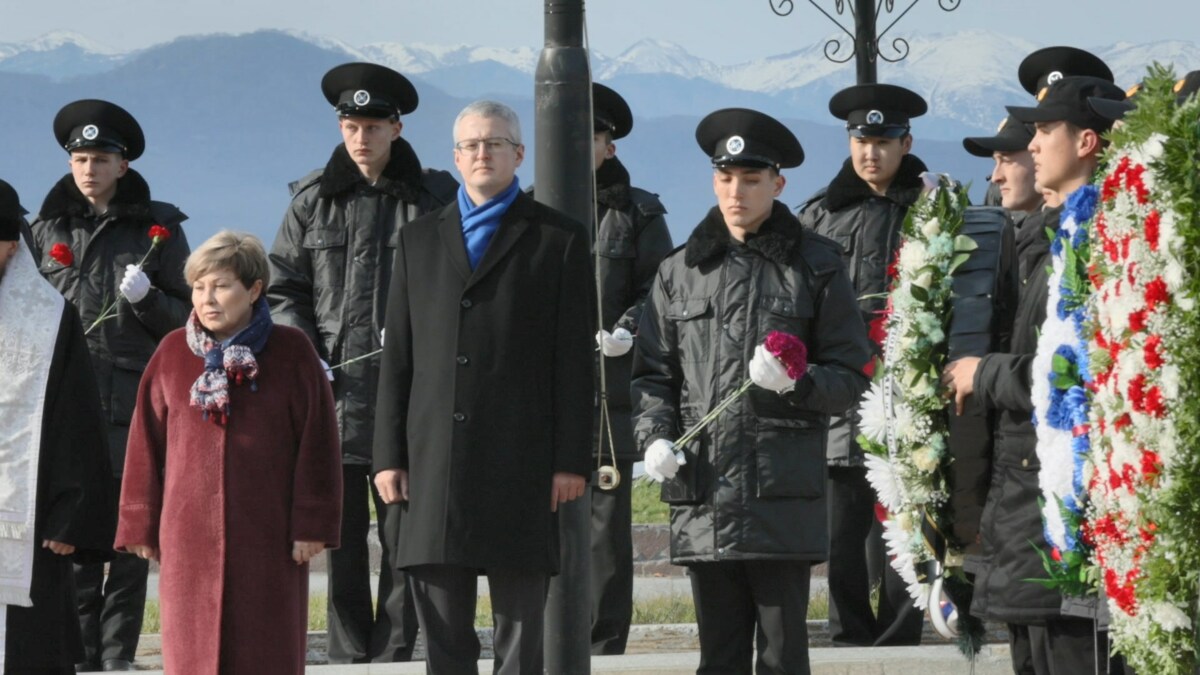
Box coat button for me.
[461,299,473,308]
[456,355,469,365]
[1022,458,1029,467]
[453,412,467,422]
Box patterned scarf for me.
[186,296,272,423]
[459,175,520,270]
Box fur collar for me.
[38,169,155,224]
[684,201,802,268]
[595,156,632,211]
[823,154,929,212]
[318,136,424,201]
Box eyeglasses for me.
[454,137,519,154]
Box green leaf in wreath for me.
[953,235,979,253]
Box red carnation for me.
[1144,386,1166,418]
[1050,547,1063,563]
[763,331,808,381]
[1144,210,1161,252]
[148,224,171,244]
[867,313,889,348]
[1143,334,1164,370]
[1129,309,1148,332]
[1141,449,1162,481]
[49,242,73,267]
[1144,277,1169,308]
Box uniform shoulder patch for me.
[629,187,667,218]
[288,169,325,198]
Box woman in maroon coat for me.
[114,231,342,674]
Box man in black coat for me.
[943,76,1126,675]
[373,100,593,675]
[29,99,190,672]
[0,179,117,675]
[633,108,871,675]
[587,83,674,656]
[796,83,930,647]
[268,62,457,665]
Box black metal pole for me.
[535,1,592,673]
[854,0,878,84]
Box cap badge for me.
[1128,83,1143,98]
[866,110,885,125]
[1047,71,1064,85]
[1173,79,1185,94]
[726,136,745,155]
[81,125,99,141]
[996,117,1008,132]
[353,90,371,106]
[1037,86,1049,102]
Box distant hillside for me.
[4,29,1190,246]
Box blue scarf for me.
[186,296,273,423]
[458,176,521,270]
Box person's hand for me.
[749,345,794,394]
[941,357,981,415]
[375,468,409,504]
[292,540,325,565]
[550,472,586,512]
[42,540,75,556]
[119,264,151,303]
[643,438,685,482]
[126,544,158,562]
[596,328,634,357]
[319,358,334,382]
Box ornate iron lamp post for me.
[769,0,964,84]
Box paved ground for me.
[124,644,1015,673]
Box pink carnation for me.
[763,331,808,381]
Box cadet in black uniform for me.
[796,83,930,647]
[586,83,674,656]
[268,62,457,665]
[29,100,192,673]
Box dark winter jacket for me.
[797,154,928,466]
[968,204,1066,623]
[30,169,190,475]
[632,202,872,563]
[592,157,673,459]
[268,138,457,465]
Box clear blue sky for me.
[2,0,1195,62]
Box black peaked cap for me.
[1018,46,1113,97]
[963,115,1035,156]
[829,83,927,138]
[322,62,418,118]
[53,99,145,160]
[593,83,634,139]
[696,108,804,169]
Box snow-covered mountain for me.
[6,28,1196,134]
[1,29,1196,247]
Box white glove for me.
[643,438,686,483]
[119,264,151,303]
[319,358,334,382]
[749,344,795,394]
[596,327,634,357]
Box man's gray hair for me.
[454,100,523,145]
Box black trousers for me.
[1008,620,1136,675]
[326,464,419,663]
[689,560,812,675]
[826,465,924,646]
[75,480,146,665]
[589,456,634,655]
[408,564,547,675]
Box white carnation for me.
[920,218,941,238]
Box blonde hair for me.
[184,230,270,289]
